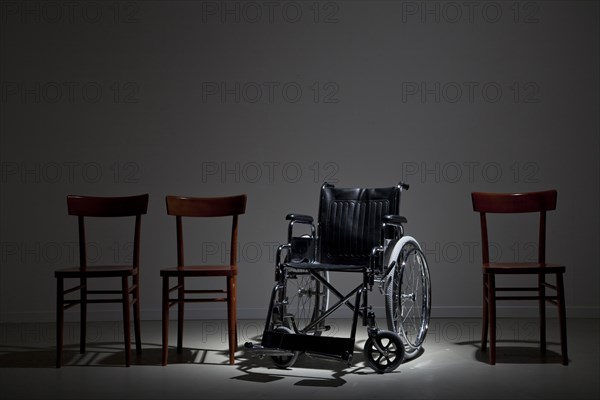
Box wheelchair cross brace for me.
[246,268,381,364]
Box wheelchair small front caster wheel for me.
[364,330,405,373]
[271,326,300,369]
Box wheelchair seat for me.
[285,261,366,271]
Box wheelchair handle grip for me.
[383,214,407,225]
[398,181,410,190]
[286,214,314,223]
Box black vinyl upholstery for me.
[286,184,399,270]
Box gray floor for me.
[1,318,599,400]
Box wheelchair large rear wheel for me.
[384,237,431,360]
[285,269,329,335]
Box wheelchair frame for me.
[245,182,431,373]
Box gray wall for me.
[1,1,598,323]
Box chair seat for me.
[483,262,566,274]
[55,265,137,278]
[285,261,366,272]
[160,265,237,277]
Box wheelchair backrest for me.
[317,183,399,265]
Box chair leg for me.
[557,272,568,365]
[177,276,184,354]
[233,276,238,352]
[162,276,169,366]
[122,276,132,367]
[481,274,488,352]
[56,278,64,368]
[80,277,87,355]
[538,273,546,352]
[488,274,496,365]
[226,276,237,365]
[133,275,142,355]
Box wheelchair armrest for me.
[285,214,316,255]
[286,214,314,224]
[383,214,407,226]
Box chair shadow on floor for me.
[0,346,57,368]
[455,339,566,364]
[0,343,242,368]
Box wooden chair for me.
[55,194,149,368]
[471,190,568,365]
[160,194,247,365]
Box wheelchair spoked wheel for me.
[364,330,405,373]
[285,269,329,335]
[384,237,431,360]
[270,326,300,368]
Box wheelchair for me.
[245,182,431,373]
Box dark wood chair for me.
[160,194,247,365]
[471,190,568,365]
[55,193,149,368]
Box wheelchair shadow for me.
[233,348,366,387]
[231,336,423,387]
[455,339,565,364]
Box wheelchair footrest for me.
[244,342,296,357]
[261,331,355,361]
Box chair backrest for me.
[67,194,149,269]
[471,190,557,264]
[317,183,400,265]
[165,195,247,267]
